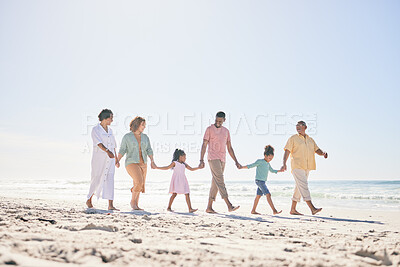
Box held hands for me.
[235,162,242,169]
[151,161,157,169]
[280,164,287,172]
[199,161,205,169]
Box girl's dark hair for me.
[172,149,186,162]
[98,109,113,121]
[130,116,146,132]
[264,145,274,156]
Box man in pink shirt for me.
[200,111,241,213]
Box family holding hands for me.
[87,110,328,216]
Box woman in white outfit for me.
[86,109,120,210]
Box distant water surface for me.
[0,178,399,211]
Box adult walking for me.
[86,109,119,210]
[282,121,328,215]
[200,111,241,213]
[117,116,155,210]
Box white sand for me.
[0,196,399,266]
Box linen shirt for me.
[247,159,278,181]
[91,124,117,152]
[203,124,231,162]
[119,132,153,165]
[284,134,320,170]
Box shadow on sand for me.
[84,208,159,216]
[269,214,384,225]
[170,211,199,216]
[121,210,159,216]
[215,213,274,223]
[84,208,383,225]
[84,208,114,214]
[304,215,384,224]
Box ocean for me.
[0,178,399,211]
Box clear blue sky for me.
[0,0,399,181]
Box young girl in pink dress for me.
[155,149,201,213]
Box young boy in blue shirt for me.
[241,145,283,215]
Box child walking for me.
[241,145,283,215]
[155,149,201,213]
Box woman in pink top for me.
[154,149,202,213]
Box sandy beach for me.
[1,0,399,266]
[0,196,399,266]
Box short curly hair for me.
[130,116,146,132]
[216,111,226,118]
[98,109,113,121]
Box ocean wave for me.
[1,179,399,210]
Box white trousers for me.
[291,169,311,202]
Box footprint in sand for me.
[130,238,142,244]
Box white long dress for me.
[87,123,117,200]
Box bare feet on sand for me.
[86,199,93,208]
[206,209,217,214]
[108,207,119,211]
[167,208,173,212]
[228,206,240,212]
[130,201,143,210]
[311,208,322,215]
[251,211,261,215]
[189,208,198,213]
[290,210,303,215]
[273,210,282,215]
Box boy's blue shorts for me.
[255,180,270,196]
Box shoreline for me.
[0,179,399,213]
